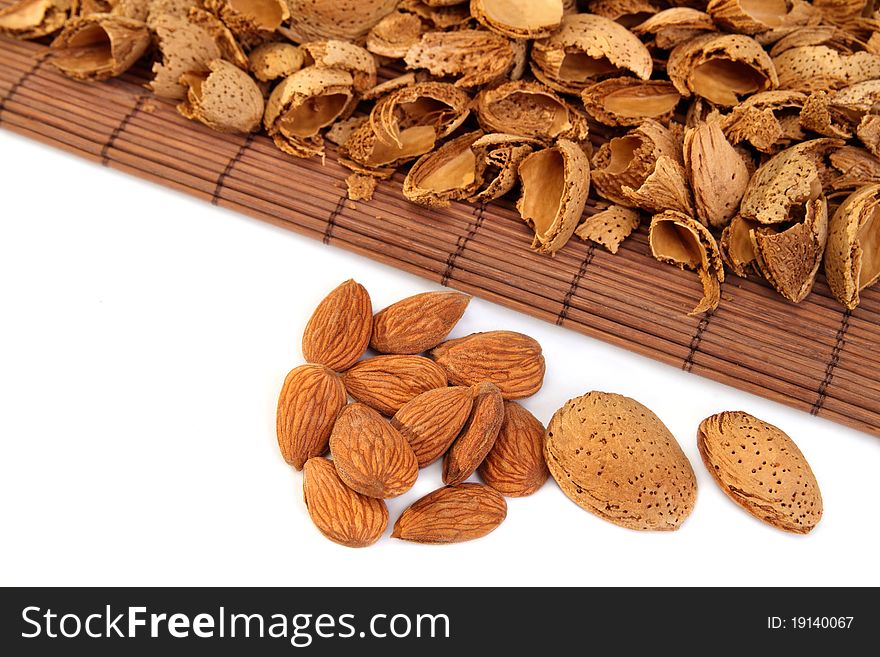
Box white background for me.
[1,129,878,587]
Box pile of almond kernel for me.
[2,0,878,314]
[277,279,549,547]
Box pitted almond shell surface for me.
[621,154,693,216]
[371,290,470,355]
[471,133,543,202]
[430,331,545,400]
[404,29,516,88]
[479,401,549,497]
[575,205,641,254]
[366,10,425,59]
[516,139,591,254]
[392,483,507,543]
[370,81,471,149]
[471,0,564,40]
[303,457,388,548]
[475,80,589,143]
[720,214,761,277]
[631,7,716,50]
[586,0,658,25]
[329,404,419,499]
[707,0,802,35]
[391,385,476,467]
[187,6,249,71]
[50,13,150,81]
[581,77,681,127]
[248,42,304,82]
[403,131,486,208]
[824,184,880,309]
[545,391,697,531]
[302,279,372,372]
[285,0,397,43]
[443,383,504,486]
[276,364,347,470]
[203,0,289,44]
[302,39,378,95]
[342,355,448,416]
[774,45,880,92]
[698,411,822,534]
[150,13,222,99]
[0,0,70,39]
[178,59,264,133]
[400,0,471,29]
[721,89,807,153]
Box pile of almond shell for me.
[276,279,549,547]
[4,0,879,314]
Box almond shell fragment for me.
[50,13,150,81]
[0,0,70,39]
[824,183,880,309]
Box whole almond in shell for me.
[698,411,822,534]
[302,457,388,548]
[443,383,504,486]
[370,291,470,355]
[342,355,448,416]
[479,401,549,497]
[430,331,545,400]
[391,385,475,467]
[329,403,419,499]
[302,279,372,372]
[392,483,507,544]
[545,391,697,531]
[276,364,346,469]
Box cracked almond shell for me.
[303,457,388,548]
[824,184,880,309]
[329,404,418,499]
[177,59,264,133]
[302,39,378,95]
[621,154,693,216]
[830,146,880,193]
[248,42,304,82]
[187,6,248,71]
[366,10,424,59]
[698,411,822,534]
[707,0,805,35]
[264,66,356,159]
[650,210,724,314]
[150,14,222,99]
[581,77,681,127]
[404,29,516,89]
[773,45,880,92]
[202,0,288,46]
[470,0,564,40]
[531,13,653,95]
[586,0,659,26]
[471,133,543,202]
[631,7,716,50]
[684,116,751,229]
[751,197,828,303]
[475,80,589,143]
[575,205,641,254]
[400,0,471,29]
[545,391,697,531]
[720,214,761,277]
[0,0,70,39]
[668,33,778,106]
[50,13,150,81]
[721,89,806,153]
[403,131,486,208]
[591,119,682,207]
[285,0,397,43]
[517,139,591,255]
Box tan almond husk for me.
[366,10,425,59]
[462,133,541,202]
[202,0,289,47]
[773,45,880,92]
[301,39,378,95]
[667,33,778,106]
[751,196,828,302]
[471,0,564,40]
[403,131,486,208]
[575,205,641,254]
[517,139,591,254]
[474,80,589,143]
[49,13,150,81]
[631,7,716,50]
[720,214,762,277]
[248,42,304,82]
[531,13,653,95]
[824,183,880,309]
[187,6,248,71]
[740,138,842,225]
[591,119,682,207]
[0,0,70,39]
[150,14,221,100]
[177,59,264,133]
[684,115,751,229]
[264,66,356,159]
[581,77,681,127]
[404,29,516,88]
[720,89,806,153]
[286,0,398,43]
[649,209,725,314]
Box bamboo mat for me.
[2,34,879,439]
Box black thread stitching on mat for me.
[811,309,852,416]
[556,243,595,326]
[682,286,722,373]
[101,94,147,165]
[212,133,255,205]
[442,201,486,286]
[322,193,348,245]
[0,53,49,123]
